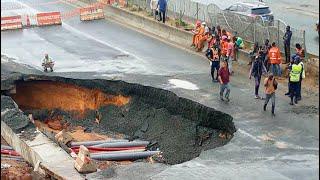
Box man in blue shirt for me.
[283,25,292,64]
[157,0,167,23]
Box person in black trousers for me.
[283,26,292,64]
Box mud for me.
[1,136,33,180]
[2,73,236,165]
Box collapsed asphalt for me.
[2,73,235,165]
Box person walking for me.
[283,25,292,64]
[218,61,231,102]
[263,74,278,116]
[268,42,282,77]
[248,42,259,65]
[288,58,303,105]
[157,0,167,23]
[296,56,305,101]
[261,39,271,71]
[209,46,220,82]
[226,37,235,75]
[249,50,267,99]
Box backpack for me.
[273,79,278,90]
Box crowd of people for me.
[189,21,306,116]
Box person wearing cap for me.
[289,57,303,105]
[283,25,292,64]
[191,20,201,48]
[196,22,210,52]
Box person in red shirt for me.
[268,42,282,77]
[218,61,231,102]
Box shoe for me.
[272,113,275,117]
[254,95,260,99]
[220,95,224,101]
[263,104,267,111]
[190,44,195,47]
[285,92,290,96]
[225,96,230,102]
[294,99,298,104]
[289,102,294,105]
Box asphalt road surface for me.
[1,0,319,179]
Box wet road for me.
[1,0,319,179]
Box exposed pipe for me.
[1,145,13,150]
[70,139,129,147]
[91,151,160,161]
[92,141,150,148]
[1,149,20,156]
[71,146,146,152]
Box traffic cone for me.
[26,15,30,27]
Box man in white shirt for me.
[150,0,159,19]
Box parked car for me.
[224,2,274,25]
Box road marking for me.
[13,0,146,64]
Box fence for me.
[123,0,306,55]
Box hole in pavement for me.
[6,75,236,165]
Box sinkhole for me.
[2,75,236,165]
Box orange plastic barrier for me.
[36,12,62,26]
[80,5,104,21]
[1,15,23,31]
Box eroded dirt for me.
[4,75,235,165]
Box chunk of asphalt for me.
[140,121,149,133]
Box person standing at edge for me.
[268,42,282,78]
[157,0,167,23]
[283,26,292,64]
[263,74,278,116]
[150,0,159,20]
[226,37,235,75]
[249,50,267,99]
[218,61,231,102]
[288,58,303,105]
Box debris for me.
[1,163,11,169]
[55,130,73,145]
[74,145,97,173]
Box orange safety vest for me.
[268,47,281,64]
[221,41,228,55]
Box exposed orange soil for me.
[11,81,130,118]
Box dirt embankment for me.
[3,74,236,165]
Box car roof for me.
[237,2,269,9]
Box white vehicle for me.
[225,2,274,24]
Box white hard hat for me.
[202,22,206,25]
